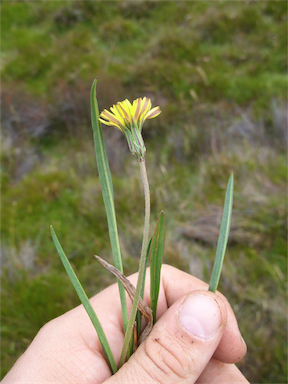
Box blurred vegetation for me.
[1,1,287,382]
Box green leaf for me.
[208,174,234,293]
[150,211,166,324]
[90,79,128,330]
[50,225,117,374]
[136,237,152,339]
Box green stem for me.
[139,159,151,269]
[118,158,151,368]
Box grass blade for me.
[208,174,234,293]
[150,211,166,324]
[136,237,152,339]
[50,225,117,374]
[90,79,128,330]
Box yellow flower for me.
[99,97,161,160]
[99,97,161,132]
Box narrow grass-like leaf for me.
[136,237,152,340]
[150,211,166,324]
[90,79,128,330]
[50,225,117,374]
[208,174,234,293]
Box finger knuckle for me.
[139,329,192,382]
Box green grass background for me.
[1,1,287,382]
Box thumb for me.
[105,291,228,384]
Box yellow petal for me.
[133,98,142,121]
[139,98,151,119]
[100,110,120,125]
[123,99,132,115]
[145,106,161,119]
[116,102,130,122]
[99,117,123,132]
[110,106,126,125]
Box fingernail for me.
[178,294,222,339]
[241,336,247,350]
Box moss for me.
[0,269,78,377]
[99,16,142,43]
[2,0,286,109]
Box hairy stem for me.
[139,159,151,278]
[118,158,151,367]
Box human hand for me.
[2,265,248,384]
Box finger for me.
[197,357,249,383]
[159,265,247,363]
[104,290,239,384]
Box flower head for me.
[99,97,161,160]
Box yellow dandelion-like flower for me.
[99,97,161,160]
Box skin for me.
[2,265,249,384]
